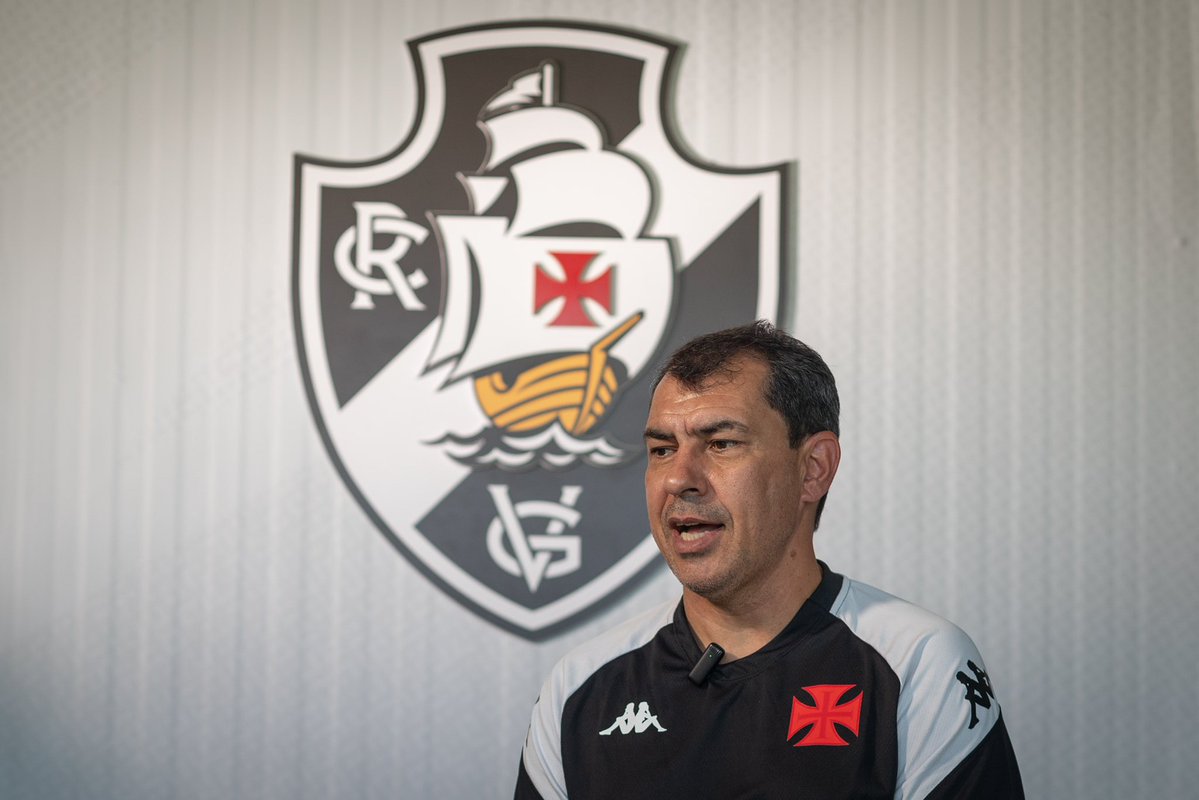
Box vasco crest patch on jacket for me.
[292,21,792,638]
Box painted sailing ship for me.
[427,63,676,448]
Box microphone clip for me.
[688,642,725,685]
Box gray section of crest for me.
[418,460,649,610]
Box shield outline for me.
[292,20,794,638]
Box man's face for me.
[644,356,810,605]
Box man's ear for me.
[800,432,841,504]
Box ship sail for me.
[508,150,651,238]
[428,61,676,436]
[482,106,604,170]
[429,215,672,381]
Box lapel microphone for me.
[688,643,725,685]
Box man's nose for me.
[662,448,707,497]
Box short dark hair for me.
[652,320,840,526]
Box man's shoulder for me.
[517,600,679,800]
[543,598,677,705]
[829,573,1016,798]
[829,574,982,684]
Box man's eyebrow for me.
[696,419,749,436]
[643,420,750,441]
[643,427,675,442]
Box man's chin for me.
[679,571,736,604]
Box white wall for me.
[2,0,1197,797]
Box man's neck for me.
[682,557,824,662]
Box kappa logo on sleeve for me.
[292,21,792,638]
[955,660,995,729]
[787,685,863,747]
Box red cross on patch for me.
[534,252,613,327]
[787,684,863,747]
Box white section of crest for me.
[508,150,651,239]
[471,448,621,469]
[621,123,782,317]
[483,106,603,171]
[332,322,480,516]
[454,423,632,468]
[430,216,674,381]
[333,329,661,632]
[458,174,508,214]
[501,425,626,457]
[453,428,628,468]
[476,449,535,468]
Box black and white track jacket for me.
[515,565,1023,799]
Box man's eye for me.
[649,445,673,457]
[710,440,736,451]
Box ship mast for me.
[541,61,556,106]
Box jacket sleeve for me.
[513,751,549,800]
[922,715,1024,799]
[513,680,569,800]
[512,601,677,800]
[894,622,1023,798]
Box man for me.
[515,322,1023,799]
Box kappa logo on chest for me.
[599,701,667,736]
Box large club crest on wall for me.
[292,21,792,638]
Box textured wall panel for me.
[1,1,1197,798]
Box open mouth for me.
[671,521,725,542]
